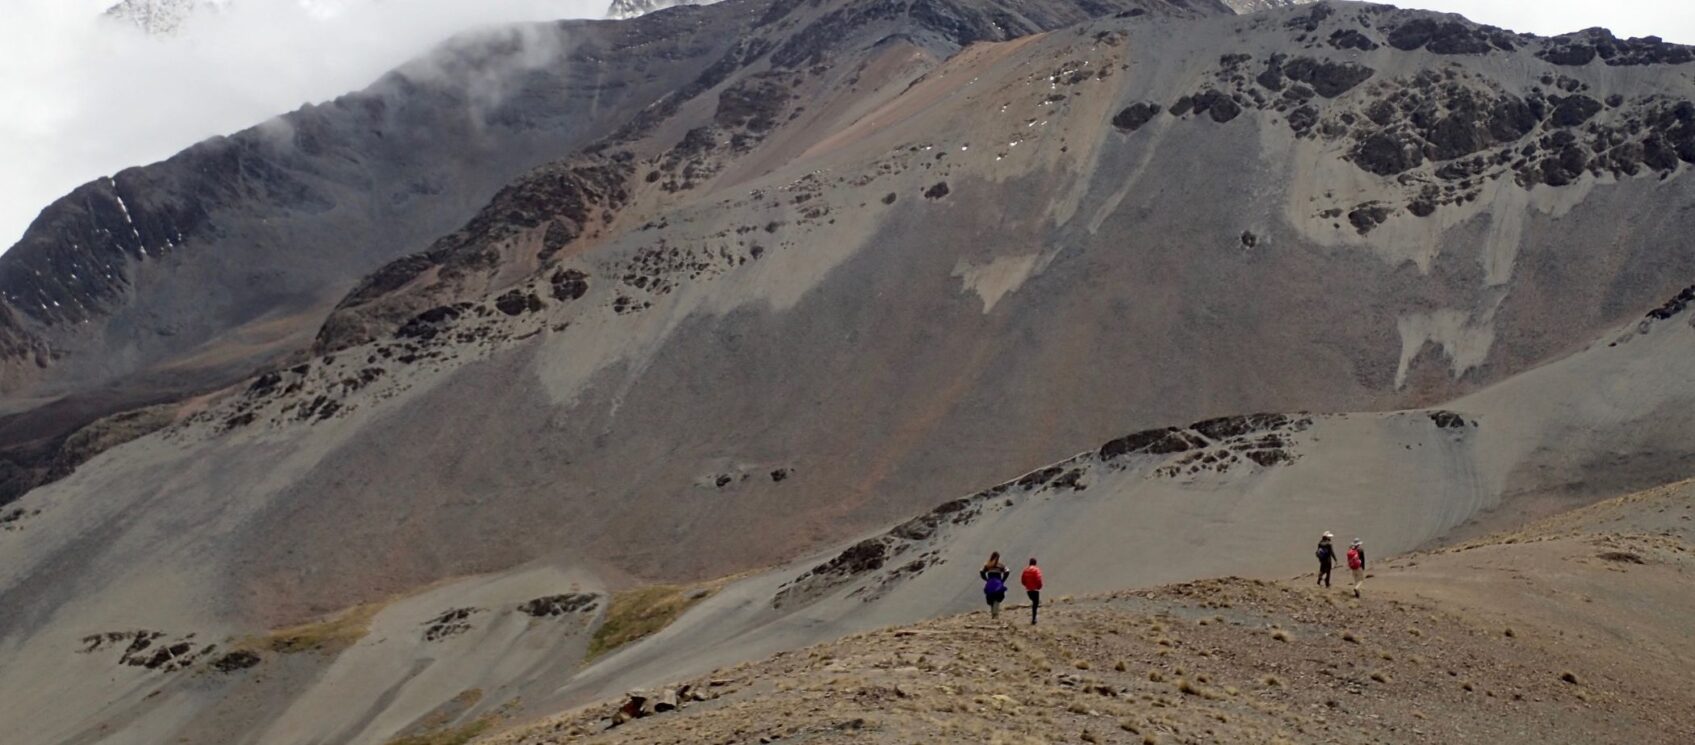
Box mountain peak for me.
[1222,0,1312,13]
[606,0,703,20]
[102,0,223,35]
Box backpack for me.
[1346,547,1363,570]
[985,576,1006,594]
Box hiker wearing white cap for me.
[1346,539,1367,597]
[1315,532,1336,588]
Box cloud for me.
[0,0,609,252]
[3,1,1693,253]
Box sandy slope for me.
[10,294,1691,745]
[487,481,1695,744]
[5,3,1695,743]
[491,290,1695,716]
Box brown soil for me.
[486,482,1695,745]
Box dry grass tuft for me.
[383,716,495,745]
[588,584,715,660]
[249,602,385,655]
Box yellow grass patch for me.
[587,583,715,660]
[246,602,385,655]
[383,716,495,745]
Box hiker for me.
[1347,539,1367,597]
[1315,532,1336,588]
[1021,557,1044,625]
[980,552,1010,619]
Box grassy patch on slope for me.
[587,584,714,661]
[247,602,385,655]
[382,716,494,745]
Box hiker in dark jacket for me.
[980,552,1010,619]
[1316,532,1336,588]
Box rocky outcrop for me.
[1112,102,1163,131]
[1537,28,1695,68]
[1147,6,1695,229]
[1385,16,1519,55]
[1254,55,1374,98]
[79,630,215,673]
[1428,410,1475,429]
[0,403,175,508]
[0,506,40,531]
[1098,414,1313,478]
[518,593,600,617]
[314,158,633,353]
[209,650,263,673]
[422,607,484,642]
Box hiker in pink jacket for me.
[1347,539,1367,597]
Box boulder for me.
[654,688,680,712]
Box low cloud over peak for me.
[0,0,608,252]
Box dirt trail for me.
[484,482,1695,745]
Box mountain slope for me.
[0,5,755,396]
[493,480,1695,745]
[0,4,761,504]
[0,0,1217,506]
[512,289,1695,715]
[5,2,1695,744]
[242,0,1695,614]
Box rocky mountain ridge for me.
[0,0,1215,507]
[606,0,702,20]
[6,2,1695,744]
[103,0,221,35]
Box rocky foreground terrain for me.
[493,481,1695,744]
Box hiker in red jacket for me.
[1347,539,1367,598]
[1021,558,1044,625]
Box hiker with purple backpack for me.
[980,551,1011,619]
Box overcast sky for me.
[1,0,1693,252]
